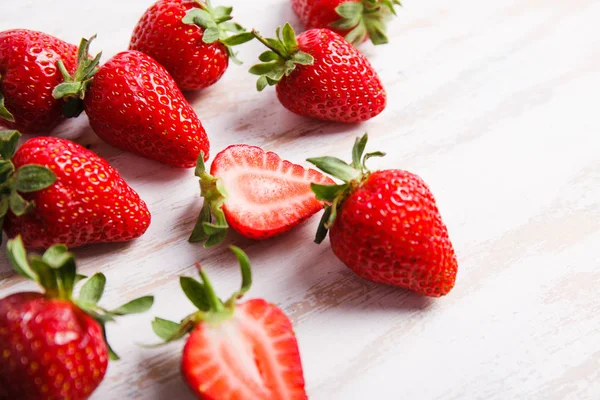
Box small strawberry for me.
[0,29,78,134]
[0,236,154,400]
[292,0,402,45]
[129,0,254,91]
[0,130,151,249]
[189,144,334,246]
[249,24,386,123]
[151,246,307,399]
[307,133,458,297]
[53,37,210,168]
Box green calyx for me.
[0,130,56,242]
[249,23,314,92]
[150,246,252,344]
[307,133,385,243]
[189,151,230,247]
[6,236,154,360]
[0,75,15,122]
[332,0,402,45]
[52,35,102,118]
[183,0,254,65]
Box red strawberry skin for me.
[182,299,307,400]
[84,50,209,168]
[0,292,108,400]
[3,137,151,249]
[0,29,78,134]
[292,0,357,36]
[211,144,334,239]
[129,0,229,91]
[276,29,386,123]
[329,170,458,297]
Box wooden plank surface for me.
[2,0,600,398]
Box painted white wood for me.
[2,0,600,398]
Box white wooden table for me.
[2,0,600,398]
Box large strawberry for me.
[308,133,458,297]
[249,24,386,123]
[151,246,307,399]
[0,130,151,249]
[0,236,154,400]
[53,37,210,168]
[129,0,254,91]
[292,0,402,45]
[189,144,334,246]
[0,29,78,134]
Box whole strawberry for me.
[292,0,402,45]
[189,145,333,246]
[308,134,458,297]
[0,236,154,400]
[53,37,210,168]
[151,247,307,399]
[0,29,78,134]
[129,0,254,91]
[250,24,386,123]
[0,130,151,249]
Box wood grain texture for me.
[2,0,600,398]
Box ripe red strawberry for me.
[129,0,254,91]
[189,144,334,246]
[53,37,210,168]
[308,134,458,297]
[249,24,386,123]
[151,246,307,399]
[0,236,154,400]
[291,0,402,45]
[0,29,78,134]
[0,130,151,249]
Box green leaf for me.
[15,165,56,193]
[315,205,332,244]
[189,201,211,243]
[249,61,278,75]
[74,274,87,285]
[9,191,33,216]
[336,2,364,18]
[220,21,245,34]
[30,257,58,297]
[100,323,120,361]
[306,156,361,182]
[364,17,388,45]
[111,296,154,315]
[311,183,348,202]
[229,246,252,300]
[213,5,233,19]
[182,8,214,28]
[265,38,287,57]
[345,21,368,45]
[259,50,279,62]
[79,273,106,306]
[281,23,298,50]
[203,27,221,44]
[42,244,69,267]
[291,51,314,65]
[52,82,83,100]
[363,151,386,170]
[0,92,15,122]
[352,133,368,169]
[180,276,210,311]
[220,32,254,46]
[6,236,36,280]
[152,317,181,341]
[0,160,15,182]
[330,14,361,30]
[266,67,285,82]
[43,244,76,299]
[256,75,268,92]
[0,197,8,219]
[203,222,228,247]
[0,130,20,160]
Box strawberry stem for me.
[251,29,286,59]
[198,267,225,313]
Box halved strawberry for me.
[189,145,334,246]
[151,247,307,399]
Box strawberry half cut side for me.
[150,247,307,400]
[189,144,334,247]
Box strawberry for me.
[129,0,254,91]
[307,133,458,297]
[151,246,307,399]
[189,144,334,246]
[291,0,402,45]
[249,24,386,123]
[0,130,151,249]
[0,29,78,134]
[0,236,154,400]
[53,37,210,168]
